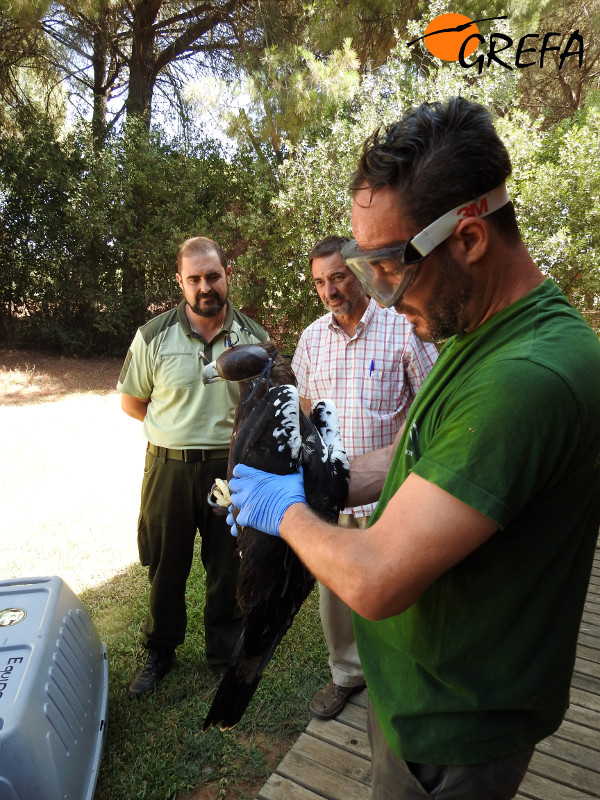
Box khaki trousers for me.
[318,512,369,688]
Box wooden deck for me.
[257,545,600,799]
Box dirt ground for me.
[1,346,144,593]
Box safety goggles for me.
[341,184,510,307]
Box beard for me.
[325,296,353,316]
[325,280,366,317]
[187,291,227,318]
[397,252,473,343]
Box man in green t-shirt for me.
[118,236,268,699]
[227,98,600,798]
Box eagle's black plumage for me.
[201,342,349,731]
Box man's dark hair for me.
[177,236,227,273]
[350,97,520,241]
[309,235,351,270]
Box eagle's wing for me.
[302,399,350,521]
[203,385,316,731]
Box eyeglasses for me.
[341,184,510,307]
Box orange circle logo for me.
[423,13,480,61]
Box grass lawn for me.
[1,347,329,800]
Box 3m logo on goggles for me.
[457,197,490,219]
[411,183,510,258]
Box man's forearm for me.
[121,393,150,421]
[346,425,403,506]
[279,502,371,613]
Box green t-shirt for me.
[117,300,268,449]
[354,279,600,765]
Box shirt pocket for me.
[154,351,198,388]
[361,374,401,413]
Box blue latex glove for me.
[229,464,306,537]
[226,505,238,538]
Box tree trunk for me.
[125,0,162,127]
[91,15,108,152]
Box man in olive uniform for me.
[118,235,268,698]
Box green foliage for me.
[0,109,258,353]
[221,40,361,160]
[2,1,599,356]
[499,97,600,312]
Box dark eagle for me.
[200,342,349,731]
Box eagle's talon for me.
[208,477,231,510]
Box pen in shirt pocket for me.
[369,359,374,377]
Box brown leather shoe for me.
[309,680,366,720]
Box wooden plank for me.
[574,656,600,680]
[258,774,327,800]
[517,768,598,799]
[578,631,600,651]
[564,702,600,734]
[306,718,371,759]
[537,733,600,774]
[569,688,600,714]
[572,671,600,698]
[347,688,368,710]
[292,733,370,783]
[334,701,368,732]
[552,718,600,753]
[524,749,600,795]
[275,745,370,800]
[583,610,600,626]
[578,619,600,640]
[576,645,600,664]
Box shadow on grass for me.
[81,541,329,800]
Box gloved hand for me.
[226,505,238,538]
[229,464,306,537]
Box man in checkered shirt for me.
[292,234,438,720]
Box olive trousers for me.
[137,447,242,672]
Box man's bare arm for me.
[121,393,150,421]
[346,424,405,506]
[299,395,312,417]
[280,471,497,621]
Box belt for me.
[147,443,229,462]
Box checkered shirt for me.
[292,299,438,516]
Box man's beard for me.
[325,296,352,316]
[188,292,227,318]
[325,280,365,317]
[398,253,473,343]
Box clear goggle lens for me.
[340,241,422,307]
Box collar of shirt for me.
[326,297,378,340]
[177,299,236,361]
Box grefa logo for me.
[408,13,584,74]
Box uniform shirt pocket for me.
[154,350,198,388]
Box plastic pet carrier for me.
[0,576,108,800]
